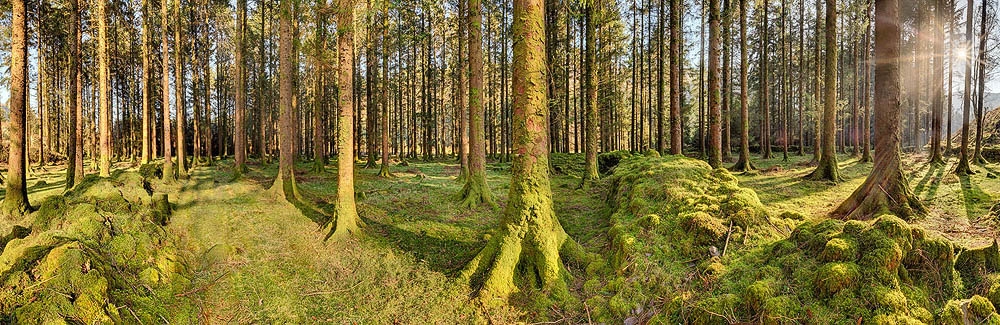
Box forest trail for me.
[165,166,483,324]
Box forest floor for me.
[7,150,1000,323]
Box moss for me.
[639,214,661,230]
[956,240,1000,292]
[970,295,998,319]
[821,237,858,262]
[743,279,777,313]
[681,211,728,246]
[597,150,632,174]
[642,149,660,158]
[815,262,860,297]
[989,275,1000,308]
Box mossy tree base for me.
[807,158,842,182]
[730,157,757,173]
[377,164,392,178]
[0,197,33,220]
[955,158,975,176]
[162,163,176,183]
[311,160,326,173]
[459,210,586,306]
[457,174,496,209]
[831,170,925,220]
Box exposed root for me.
[457,175,496,209]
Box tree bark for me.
[272,0,299,200]
[707,0,722,168]
[833,0,924,220]
[459,0,583,303]
[458,0,496,207]
[328,0,361,240]
[808,0,840,182]
[582,0,599,184]
[954,0,974,174]
[3,0,32,217]
[234,0,248,177]
[732,0,755,172]
[670,0,683,155]
[175,0,188,179]
[97,0,111,177]
[929,0,945,165]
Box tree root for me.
[457,175,496,209]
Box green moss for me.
[821,237,858,262]
[743,279,777,313]
[681,211,728,246]
[815,262,860,297]
[970,295,998,319]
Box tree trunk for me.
[732,0,755,172]
[312,2,327,173]
[582,0,599,184]
[707,0,722,168]
[234,0,248,176]
[141,0,151,165]
[378,7,391,178]
[973,0,988,164]
[670,0,683,155]
[808,0,840,182]
[458,0,469,179]
[161,0,175,182]
[3,0,32,217]
[271,0,298,200]
[459,0,496,207]
[459,0,584,304]
[97,0,111,177]
[928,0,945,165]
[833,0,924,220]
[955,0,974,174]
[327,0,362,240]
[760,0,772,159]
[175,0,188,179]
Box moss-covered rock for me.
[0,172,194,323]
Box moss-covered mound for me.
[583,156,794,321]
[0,171,194,323]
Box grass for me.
[5,149,1000,323]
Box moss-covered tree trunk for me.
[832,0,924,220]
[161,0,175,183]
[670,0,682,155]
[66,0,82,189]
[808,0,840,182]
[458,0,496,208]
[271,0,299,201]
[234,0,248,177]
[973,0,988,165]
[328,0,361,240]
[581,0,599,185]
[954,0,973,175]
[732,0,755,172]
[460,0,582,303]
[175,0,188,180]
[707,0,722,168]
[97,0,111,177]
[3,0,32,218]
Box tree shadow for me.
[363,216,484,275]
[913,163,946,200]
[958,174,990,220]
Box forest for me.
[2,0,1000,322]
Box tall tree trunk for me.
[272,0,298,200]
[656,0,666,153]
[3,0,32,217]
[458,0,469,179]
[141,0,152,165]
[175,0,188,179]
[760,0,772,159]
[97,0,111,177]
[707,0,722,167]
[459,0,583,303]
[808,0,840,181]
[945,0,954,156]
[955,0,974,174]
[311,2,327,173]
[929,0,945,165]
[811,0,822,164]
[582,0,599,184]
[234,0,248,176]
[161,0,175,182]
[732,0,755,171]
[378,7,391,177]
[327,0,361,240]
[670,0,683,154]
[833,0,924,220]
[973,0,988,164]
[458,0,496,207]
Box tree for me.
[272,0,299,200]
[954,0,973,175]
[670,0,682,155]
[732,0,755,172]
[808,0,840,182]
[3,0,32,217]
[458,0,584,303]
[234,0,248,177]
[175,0,188,179]
[97,0,111,177]
[581,0,599,185]
[328,0,362,240]
[141,0,152,165]
[162,0,176,182]
[707,0,722,168]
[311,0,328,173]
[928,0,945,165]
[972,0,988,165]
[66,0,83,189]
[458,0,469,180]
[378,6,391,178]
[760,0,771,160]
[832,0,924,220]
[458,0,496,207]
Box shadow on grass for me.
[363,216,484,275]
[913,163,946,200]
[959,174,990,220]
